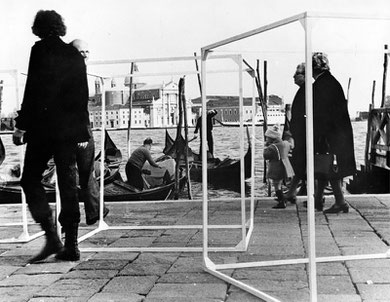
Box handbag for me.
[314,136,338,178]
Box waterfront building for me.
[88,79,195,129]
[191,96,258,123]
[191,94,284,125]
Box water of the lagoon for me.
[0,121,368,200]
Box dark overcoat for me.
[312,71,356,179]
[15,36,90,143]
[289,85,306,179]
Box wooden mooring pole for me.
[381,44,388,108]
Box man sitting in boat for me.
[125,138,162,190]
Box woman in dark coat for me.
[13,10,90,262]
[312,52,356,213]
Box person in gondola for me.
[311,52,356,214]
[284,63,307,205]
[13,10,89,263]
[263,124,294,209]
[194,109,218,157]
[71,39,109,225]
[125,137,161,190]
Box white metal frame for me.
[0,69,44,243]
[200,11,390,302]
[78,55,258,253]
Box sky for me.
[1,0,390,117]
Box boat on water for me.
[104,159,186,202]
[163,128,251,189]
[0,131,188,203]
[0,130,122,204]
[0,160,184,203]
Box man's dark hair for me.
[32,10,66,39]
[144,138,153,145]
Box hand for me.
[12,129,26,146]
[141,169,151,175]
[78,141,88,149]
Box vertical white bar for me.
[304,15,318,302]
[55,172,61,238]
[201,50,209,259]
[99,78,106,224]
[250,76,256,224]
[238,56,246,243]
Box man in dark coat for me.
[194,109,218,156]
[13,10,90,262]
[284,63,306,203]
[71,39,109,225]
[312,52,356,213]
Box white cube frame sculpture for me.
[78,54,258,253]
[0,69,44,243]
[200,12,390,302]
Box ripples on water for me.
[0,121,368,199]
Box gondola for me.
[163,128,252,189]
[0,166,121,204]
[104,156,187,201]
[0,130,122,204]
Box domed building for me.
[88,78,195,129]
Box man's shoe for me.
[286,196,297,204]
[323,203,349,214]
[56,223,80,261]
[29,217,63,263]
[86,207,109,225]
[272,201,286,209]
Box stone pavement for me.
[1,195,390,302]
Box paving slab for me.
[101,275,158,295]
[37,278,108,297]
[147,283,227,300]
[88,293,144,302]
[0,273,62,286]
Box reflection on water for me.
[0,121,368,199]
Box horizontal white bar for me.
[106,224,246,230]
[202,12,390,53]
[107,68,251,79]
[87,54,239,66]
[102,197,257,204]
[80,246,240,253]
[306,11,390,21]
[214,251,390,270]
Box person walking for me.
[13,10,90,262]
[311,52,356,213]
[263,124,295,209]
[284,63,307,205]
[71,39,109,225]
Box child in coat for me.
[263,124,295,208]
